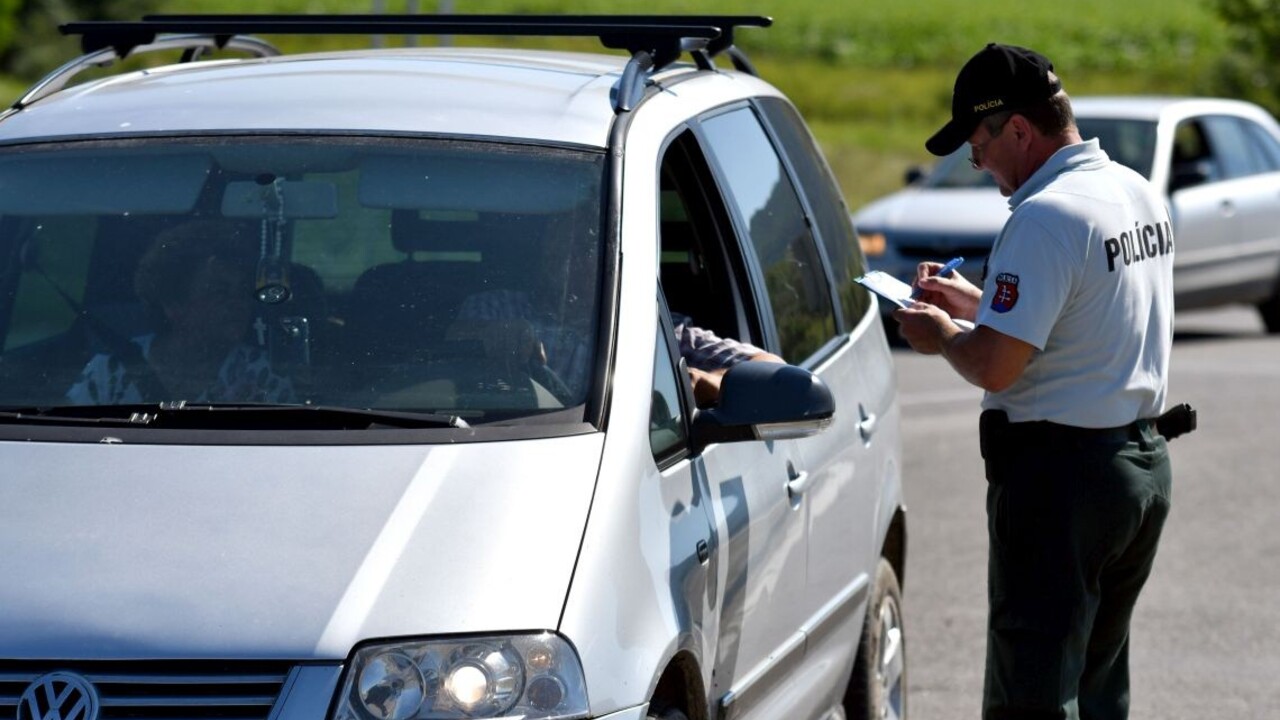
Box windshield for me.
[1076,117,1157,178]
[0,137,605,425]
[925,147,997,189]
[925,117,1157,187]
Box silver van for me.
[0,15,906,720]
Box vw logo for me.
[17,672,101,720]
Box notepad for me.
[854,270,916,309]
[855,271,976,330]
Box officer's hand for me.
[893,301,956,355]
[913,261,981,321]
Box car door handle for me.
[785,462,812,502]
[696,539,710,564]
[1220,199,1236,217]
[858,403,879,441]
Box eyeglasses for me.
[968,136,997,169]
[968,115,1012,169]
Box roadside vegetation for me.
[1,0,1275,211]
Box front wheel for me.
[646,706,690,720]
[844,557,907,720]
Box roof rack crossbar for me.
[141,13,772,50]
[48,15,772,114]
[62,14,771,66]
[14,34,280,110]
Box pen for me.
[911,256,964,298]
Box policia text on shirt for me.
[1105,220,1174,273]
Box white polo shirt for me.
[977,139,1174,428]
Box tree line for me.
[1,1,153,80]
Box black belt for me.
[980,403,1196,459]
[977,407,1141,450]
[981,409,1146,447]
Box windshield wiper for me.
[0,406,143,428]
[0,402,469,430]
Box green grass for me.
[0,74,23,103]
[748,44,1227,209]
[7,0,1238,209]
[146,0,1226,72]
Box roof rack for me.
[51,14,772,113]
[14,34,279,110]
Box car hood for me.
[0,434,603,659]
[853,186,1009,236]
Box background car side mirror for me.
[690,361,834,452]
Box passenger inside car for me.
[65,219,295,405]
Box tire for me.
[646,706,690,720]
[844,557,907,720]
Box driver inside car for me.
[451,215,783,408]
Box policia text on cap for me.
[894,43,1195,720]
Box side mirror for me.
[904,166,926,185]
[691,361,834,452]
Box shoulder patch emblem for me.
[991,273,1020,313]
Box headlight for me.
[858,231,887,257]
[334,633,588,720]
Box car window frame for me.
[1170,117,1225,188]
[653,122,771,356]
[688,102,840,369]
[650,294,694,468]
[753,95,873,339]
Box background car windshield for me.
[926,148,996,189]
[926,117,1157,187]
[0,138,605,422]
[1076,117,1157,178]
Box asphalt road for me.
[893,305,1280,719]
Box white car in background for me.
[853,96,1280,332]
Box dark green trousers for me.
[979,411,1172,720]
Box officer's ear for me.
[1008,114,1033,144]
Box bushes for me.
[1211,0,1280,117]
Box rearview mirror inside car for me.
[222,180,338,219]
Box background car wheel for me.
[1258,286,1280,333]
[844,557,907,720]
[646,706,690,720]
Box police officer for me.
[895,44,1175,720]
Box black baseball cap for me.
[925,43,1062,156]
